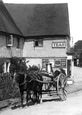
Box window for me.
[17,38,20,48]
[42,59,49,68]
[34,39,43,47]
[6,35,13,47]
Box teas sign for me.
[52,42,66,48]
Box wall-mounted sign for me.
[54,58,66,68]
[55,59,61,67]
[52,42,66,48]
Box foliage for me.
[27,65,40,73]
[0,58,41,101]
[0,58,4,73]
[74,40,82,67]
[74,40,82,52]
[10,57,27,74]
[0,73,20,101]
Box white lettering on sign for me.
[52,42,66,48]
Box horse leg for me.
[39,86,43,104]
[34,90,38,104]
[36,91,40,103]
[39,93,42,103]
[48,83,52,96]
[26,90,29,106]
[20,90,24,107]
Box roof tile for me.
[5,3,70,37]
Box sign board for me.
[52,42,66,48]
[67,55,72,60]
[55,59,61,67]
[54,58,66,68]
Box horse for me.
[13,71,43,107]
[27,72,43,104]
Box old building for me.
[0,0,24,73]
[5,3,73,78]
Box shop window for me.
[42,59,49,68]
[34,39,43,47]
[6,35,13,47]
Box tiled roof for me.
[5,3,70,37]
[0,1,22,36]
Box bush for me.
[0,73,20,101]
[27,65,40,73]
[10,57,27,74]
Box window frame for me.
[34,39,43,47]
[6,35,13,47]
[17,38,20,48]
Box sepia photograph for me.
[0,0,82,114]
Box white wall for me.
[26,58,42,68]
[23,38,67,58]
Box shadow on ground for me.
[11,93,61,110]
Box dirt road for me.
[0,90,82,115]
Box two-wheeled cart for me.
[32,71,67,101]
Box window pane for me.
[17,38,20,48]
[39,39,43,46]
[34,39,43,47]
[6,35,13,46]
[35,40,38,46]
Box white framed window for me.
[6,35,13,47]
[34,39,43,47]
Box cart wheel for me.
[57,75,67,101]
[58,87,67,101]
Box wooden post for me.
[71,59,74,79]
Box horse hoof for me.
[21,105,24,108]
[26,104,29,107]
[35,102,37,105]
[40,100,43,104]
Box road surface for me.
[0,90,82,115]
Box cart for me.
[30,70,67,101]
[40,71,67,101]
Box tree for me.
[10,57,27,74]
[74,40,82,52]
[0,59,4,73]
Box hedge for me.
[0,73,20,101]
